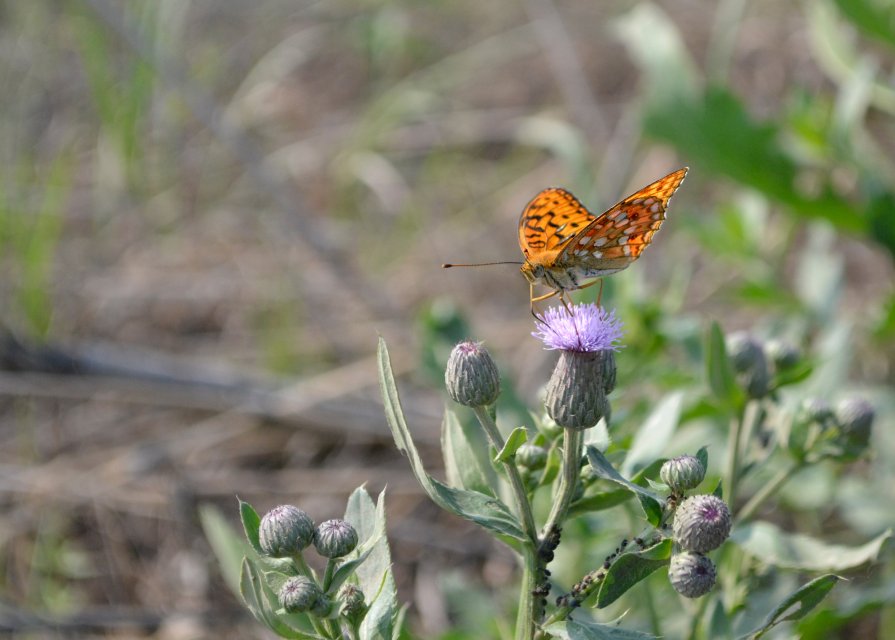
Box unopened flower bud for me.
[726,332,769,398]
[516,443,548,470]
[445,341,501,407]
[672,495,731,553]
[545,350,612,431]
[835,397,875,453]
[668,552,716,598]
[801,398,833,425]
[660,455,706,493]
[338,584,367,625]
[314,519,359,558]
[764,339,800,370]
[279,576,322,613]
[259,505,315,557]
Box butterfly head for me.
[520,260,546,285]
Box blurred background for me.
[1,0,893,638]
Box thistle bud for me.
[259,505,315,557]
[668,552,716,598]
[801,398,834,425]
[545,350,612,431]
[834,397,875,454]
[672,495,731,553]
[338,584,367,625]
[279,576,322,613]
[726,332,769,398]
[314,519,359,558]
[660,455,706,493]
[764,339,801,370]
[445,341,501,407]
[516,443,548,470]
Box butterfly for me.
[443,168,688,313]
[518,168,688,311]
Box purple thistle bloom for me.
[532,303,623,352]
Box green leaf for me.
[378,338,526,542]
[568,490,632,518]
[240,558,319,639]
[731,522,891,570]
[200,504,254,597]
[345,488,398,640]
[586,446,662,523]
[442,408,497,495]
[739,574,841,640]
[595,540,673,608]
[238,498,263,555]
[543,618,659,639]
[695,446,709,471]
[622,391,684,476]
[706,322,744,411]
[496,426,528,463]
[832,0,895,50]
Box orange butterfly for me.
[444,168,688,312]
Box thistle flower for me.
[532,303,623,354]
[259,505,315,557]
[834,397,875,456]
[338,584,367,625]
[672,494,732,553]
[535,304,621,431]
[668,552,716,598]
[445,341,501,407]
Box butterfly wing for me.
[518,188,597,258]
[558,168,688,269]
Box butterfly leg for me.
[530,285,560,322]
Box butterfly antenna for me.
[442,261,523,268]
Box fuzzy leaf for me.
[239,498,263,554]
[595,540,673,608]
[706,322,745,411]
[622,392,684,476]
[739,574,841,640]
[544,618,659,639]
[586,446,663,523]
[378,338,526,542]
[496,426,528,463]
[731,521,891,570]
[442,408,497,494]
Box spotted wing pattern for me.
[558,168,688,267]
[518,188,597,257]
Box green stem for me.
[293,552,315,578]
[322,558,336,592]
[542,428,583,540]
[685,593,712,640]
[472,406,539,640]
[471,406,538,542]
[736,462,802,523]
[724,400,759,507]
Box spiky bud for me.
[668,552,716,598]
[314,519,359,558]
[516,443,548,470]
[834,397,875,454]
[259,505,315,557]
[764,339,801,370]
[672,495,731,553]
[545,350,613,431]
[279,576,323,613]
[445,341,501,407]
[726,332,770,398]
[660,455,706,493]
[338,584,367,625]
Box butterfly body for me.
[518,168,688,306]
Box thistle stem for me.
[472,406,539,640]
[736,462,802,523]
[724,400,759,507]
[542,428,583,539]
